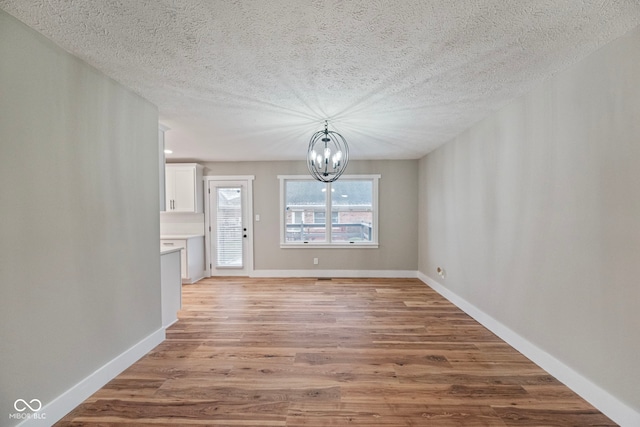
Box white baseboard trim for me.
[251,269,418,278]
[18,328,165,427]
[417,272,640,427]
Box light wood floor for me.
[56,277,616,426]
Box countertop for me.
[160,247,183,255]
[160,234,205,240]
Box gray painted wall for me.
[0,10,161,425]
[418,26,640,412]
[203,160,419,272]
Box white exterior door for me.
[206,177,253,276]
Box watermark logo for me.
[14,399,42,412]
[9,399,46,421]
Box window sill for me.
[280,243,379,249]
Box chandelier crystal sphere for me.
[307,121,349,182]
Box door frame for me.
[204,176,255,277]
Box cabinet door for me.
[165,168,176,211]
[173,167,196,212]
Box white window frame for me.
[278,175,380,248]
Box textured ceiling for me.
[1,1,639,161]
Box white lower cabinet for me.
[160,235,205,284]
[160,248,182,328]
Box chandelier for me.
[307,120,349,182]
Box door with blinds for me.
[206,178,253,276]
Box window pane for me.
[331,180,373,242]
[285,180,326,242]
[216,187,243,267]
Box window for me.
[279,175,380,248]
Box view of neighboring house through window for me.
[278,175,380,247]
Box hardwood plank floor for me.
[56,277,616,426]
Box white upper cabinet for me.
[158,125,169,211]
[165,163,204,213]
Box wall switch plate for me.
[313,258,319,265]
